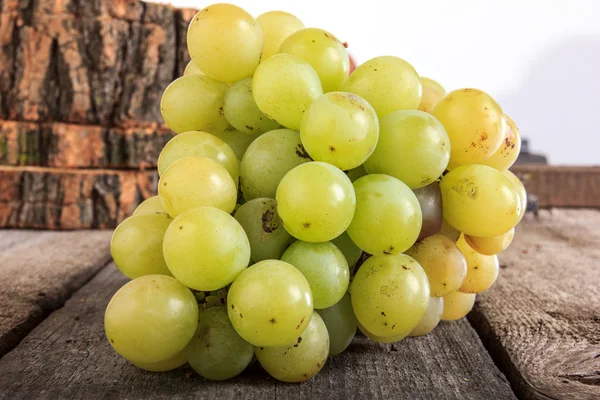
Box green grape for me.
[157,131,239,183]
[223,78,281,135]
[187,4,262,83]
[344,165,367,182]
[110,213,172,279]
[347,174,422,256]
[256,11,305,62]
[456,235,499,294]
[186,307,254,380]
[300,92,379,170]
[133,196,167,216]
[278,28,349,93]
[160,74,229,134]
[233,198,293,262]
[316,293,356,356]
[421,77,445,94]
[227,260,313,346]
[281,241,349,309]
[331,232,362,267]
[357,321,404,344]
[163,207,250,291]
[440,164,521,237]
[364,110,450,189]
[276,162,356,242]
[413,182,443,241]
[465,227,515,256]
[255,311,328,382]
[441,291,476,321]
[351,254,429,339]
[158,156,237,217]
[213,127,261,160]
[503,169,527,223]
[432,88,505,165]
[440,218,461,242]
[104,275,198,364]
[131,349,187,372]
[183,60,203,76]
[342,56,421,118]
[481,115,521,171]
[409,296,444,337]
[252,54,323,130]
[240,129,311,200]
[418,77,446,114]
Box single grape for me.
[342,56,421,118]
[160,74,229,134]
[331,232,362,268]
[300,92,379,170]
[110,213,172,279]
[256,11,304,62]
[317,293,356,356]
[187,4,262,82]
[227,260,313,347]
[183,60,203,76]
[276,162,356,242]
[255,312,329,382]
[405,234,467,297]
[240,129,311,200]
[347,174,422,256]
[186,307,254,380]
[421,77,445,94]
[224,78,281,135]
[344,165,367,182]
[440,164,521,237]
[441,291,476,321]
[233,198,293,262]
[418,77,446,114]
[158,156,237,217]
[503,169,527,223]
[104,275,198,364]
[278,28,349,93]
[465,227,515,256]
[409,296,444,337]
[439,218,461,242]
[133,196,167,216]
[131,349,187,372]
[456,235,500,294]
[357,321,404,344]
[481,115,521,171]
[252,54,323,130]
[281,241,349,309]
[413,182,443,241]
[213,127,262,161]
[351,254,430,339]
[163,207,250,291]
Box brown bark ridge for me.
[0,166,158,229]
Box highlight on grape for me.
[106,2,527,382]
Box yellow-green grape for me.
[281,241,349,309]
[187,4,262,83]
[441,291,476,321]
[440,218,461,242]
[421,77,445,94]
[465,227,515,256]
[276,162,356,242]
[503,169,527,223]
[409,297,444,337]
[345,165,367,182]
[183,60,203,76]
[351,254,430,339]
[256,11,305,62]
[255,311,328,382]
[481,115,521,171]
[347,174,422,256]
[364,110,450,189]
[213,127,261,160]
[227,260,313,347]
[110,213,172,279]
[418,77,446,114]
[278,28,349,93]
[133,196,167,216]
[158,156,237,217]
[300,92,379,170]
[432,88,505,165]
[157,131,239,184]
[252,54,323,130]
[223,78,281,135]
[104,275,198,364]
[233,198,293,262]
[132,349,187,372]
[342,56,422,118]
[456,235,499,294]
[163,207,250,291]
[160,74,229,134]
[331,232,362,267]
[240,129,311,200]
[186,307,254,380]
[316,293,356,357]
[440,164,521,237]
[357,321,404,344]
[405,234,467,297]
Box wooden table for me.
[0,209,598,399]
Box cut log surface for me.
[469,209,600,400]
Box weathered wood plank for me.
[469,209,600,400]
[0,230,112,358]
[0,263,515,400]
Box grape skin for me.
[413,182,443,241]
[481,115,521,171]
[465,228,515,256]
[418,77,446,114]
[409,296,444,337]
[132,349,187,372]
[183,61,203,76]
[503,169,528,223]
[456,235,500,294]
[441,291,476,321]
[213,127,262,161]
[317,293,357,357]
[132,196,167,216]
[256,11,304,62]
[224,78,281,135]
[331,232,362,268]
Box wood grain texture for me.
[469,209,600,400]
[0,230,112,358]
[0,263,516,400]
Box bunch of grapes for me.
[105,3,527,382]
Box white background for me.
[152,0,600,165]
